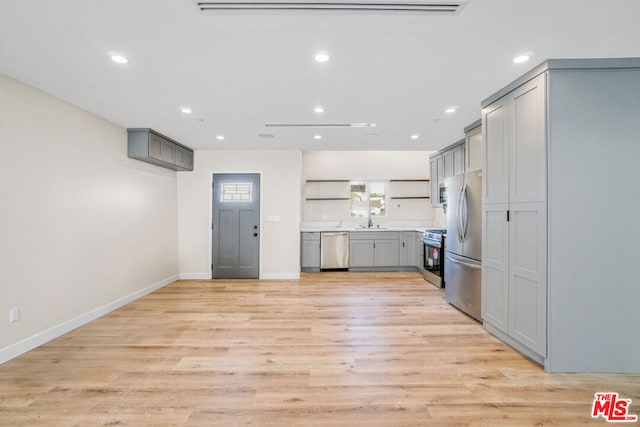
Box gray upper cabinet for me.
[429,154,443,208]
[464,120,483,172]
[442,140,465,179]
[431,139,465,208]
[128,128,194,171]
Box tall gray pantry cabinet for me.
[481,58,640,374]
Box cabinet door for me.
[465,127,483,172]
[161,139,175,164]
[374,239,399,266]
[148,134,164,161]
[510,73,547,204]
[453,144,465,176]
[175,147,186,168]
[174,147,194,170]
[443,149,454,179]
[416,235,424,269]
[482,204,509,332]
[399,232,416,266]
[482,98,510,204]
[508,202,547,356]
[301,237,321,268]
[429,156,441,207]
[350,240,374,267]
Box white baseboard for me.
[179,273,211,280]
[0,275,178,366]
[261,272,300,280]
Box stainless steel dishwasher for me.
[320,232,349,270]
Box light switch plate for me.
[266,216,281,222]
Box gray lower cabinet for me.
[416,234,425,270]
[350,232,399,267]
[349,239,375,267]
[399,231,417,267]
[128,128,194,171]
[300,232,321,270]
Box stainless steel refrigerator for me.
[445,170,482,321]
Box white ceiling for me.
[1,0,640,151]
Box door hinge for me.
[507,210,510,222]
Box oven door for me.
[423,238,444,287]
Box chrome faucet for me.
[367,216,373,228]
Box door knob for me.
[253,232,258,237]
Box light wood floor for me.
[1,272,638,426]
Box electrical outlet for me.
[9,307,20,323]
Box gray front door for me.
[212,173,260,278]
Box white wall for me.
[302,151,439,224]
[177,150,302,279]
[0,74,179,362]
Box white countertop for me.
[300,227,444,233]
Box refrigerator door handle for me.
[457,184,464,243]
[461,184,469,242]
[446,253,481,270]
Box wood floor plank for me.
[1,272,638,426]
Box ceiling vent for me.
[196,1,468,13]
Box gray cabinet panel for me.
[453,144,465,176]
[349,239,374,267]
[399,231,417,267]
[349,231,400,267]
[174,146,194,170]
[443,150,454,179]
[374,239,399,267]
[429,155,442,208]
[465,124,483,172]
[301,232,321,269]
[128,128,194,171]
[149,134,164,161]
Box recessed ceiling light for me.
[445,107,457,114]
[315,52,329,63]
[216,135,225,141]
[314,106,324,113]
[181,107,192,114]
[110,54,128,64]
[258,133,275,139]
[410,134,419,140]
[313,134,322,140]
[513,54,531,64]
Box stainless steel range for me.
[423,229,446,288]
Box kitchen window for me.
[350,180,387,217]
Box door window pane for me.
[221,183,252,202]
